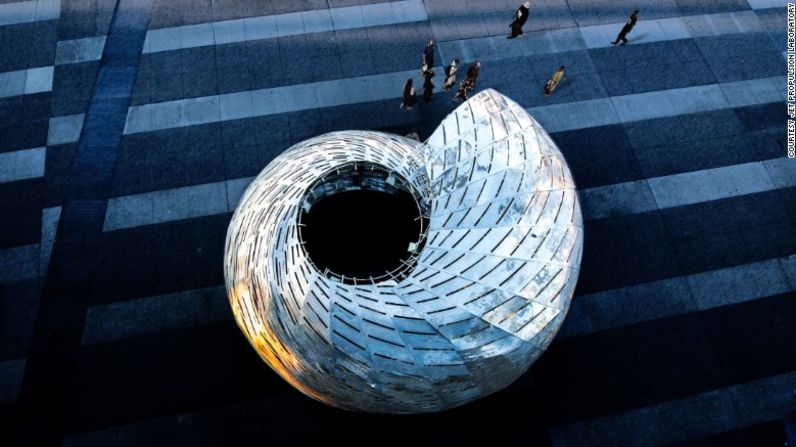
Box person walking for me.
[466,61,481,88]
[453,77,474,102]
[443,58,459,91]
[400,78,416,110]
[454,61,480,101]
[422,39,435,74]
[508,2,531,39]
[611,10,639,45]
[423,69,435,103]
[544,65,565,96]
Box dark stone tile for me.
[215,42,248,70]
[661,191,796,274]
[701,293,796,384]
[184,139,224,185]
[180,46,216,74]
[734,102,783,134]
[148,51,184,77]
[0,280,42,361]
[0,179,43,249]
[89,214,229,305]
[113,135,153,197]
[0,22,33,72]
[64,322,280,434]
[551,125,644,188]
[677,420,787,447]
[149,74,184,103]
[252,114,290,145]
[634,134,761,178]
[217,66,253,94]
[578,211,683,294]
[223,143,259,178]
[44,143,78,207]
[255,140,291,168]
[221,119,257,149]
[533,312,727,424]
[0,119,48,152]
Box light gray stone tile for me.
[48,114,85,146]
[666,84,728,115]
[184,95,221,126]
[213,19,246,45]
[275,12,305,37]
[243,15,277,41]
[34,0,59,21]
[748,76,783,104]
[315,80,350,108]
[730,11,763,33]
[0,147,44,183]
[361,1,394,27]
[123,105,150,135]
[578,24,613,49]
[657,16,691,40]
[55,36,106,65]
[188,181,229,217]
[687,258,792,310]
[151,187,191,224]
[0,69,26,98]
[330,5,364,31]
[227,176,254,211]
[180,23,214,49]
[149,100,186,131]
[219,91,255,121]
[12,147,46,180]
[104,193,154,231]
[391,0,427,23]
[251,88,287,115]
[565,276,696,338]
[706,11,742,35]
[746,0,788,8]
[580,180,658,220]
[762,157,796,188]
[719,79,759,107]
[24,66,54,94]
[146,27,182,53]
[0,1,35,26]
[281,84,320,112]
[302,9,333,34]
[529,98,619,132]
[648,162,775,210]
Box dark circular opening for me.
[298,163,428,283]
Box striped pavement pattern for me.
[0,0,791,444]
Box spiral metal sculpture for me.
[224,89,583,413]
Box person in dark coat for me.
[466,61,481,88]
[400,78,416,110]
[611,10,639,45]
[422,39,435,74]
[508,2,531,39]
[423,69,435,102]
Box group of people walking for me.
[400,40,483,111]
[400,5,641,109]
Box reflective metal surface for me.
[224,89,584,413]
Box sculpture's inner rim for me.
[298,162,429,284]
